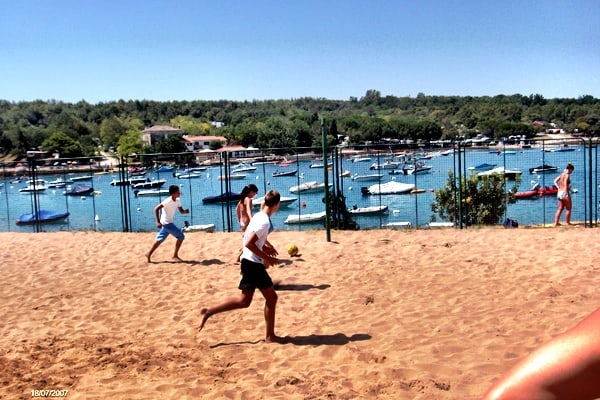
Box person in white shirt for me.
[146,185,189,262]
[199,190,282,343]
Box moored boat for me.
[64,184,94,196]
[218,173,247,181]
[272,169,297,177]
[289,181,330,194]
[361,181,415,195]
[202,191,242,204]
[182,221,216,233]
[284,211,327,224]
[529,164,558,174]
[252,195,297,208]
[468,163,497,172]
[347,205,388,215]
[477,167,522,180]
[16,209,70,225]
[232,163,257,173]
[134,189,170,197]
[69,175,93,182]
[131,179,166,189]
[351,173,383,182]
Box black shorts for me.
[239,258,273,291]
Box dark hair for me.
[169,185,180,194]
[239,184,258,204]
[263,190,281,207]
[566,162,574,171]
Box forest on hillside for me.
[0,91,599,160]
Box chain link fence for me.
[1,138,597,233]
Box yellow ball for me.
[287,244,299,257]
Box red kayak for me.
[514,185,558,199]
[514,189,539,199]
[538,186,558,196]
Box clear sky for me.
[1,0,599,104]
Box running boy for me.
[146,185,189,262]
[199,189,282,342]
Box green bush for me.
[431,171,518,226]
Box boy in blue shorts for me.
[199,190,282,342]
[146,185,189,262]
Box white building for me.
[141,125,183,146]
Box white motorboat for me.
[309,161,333,169]
[218,173,247,180]
[370,160,400,170]
[477,167,522,180]
[289,181,331,193]
[47,178,68,188]
[131,179,166,189]
[402,164,432,175]
[19,183,48,193]
[284,211,327,224]
[350,155,372,163]
[134,189,170,197]
[177,173,202,179]
[383,221,412,229]
[351,173,383,182]
[252,196,297,208]
[110,177,149,186]
[362,181,415,195]
[182,222,216,233]
[232,163,257,173]
[347,205,388,215]
[69,175,93,182]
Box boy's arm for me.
[154,204,163,226]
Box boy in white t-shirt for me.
[199,190,282,343]
[146,185,189,262]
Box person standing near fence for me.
[146,185,189,262]
[236,184,258,231]
[236,184,259,262]
[553,162,574,226]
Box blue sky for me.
[1,0,599,103]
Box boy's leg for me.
[146,241,161,262]
[259,286,279,342]
[199,289,255,331]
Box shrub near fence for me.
[0,138,598,233]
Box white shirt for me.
[241,211,272,263]
[159,196,181,225]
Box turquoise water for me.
[1,147,597,232]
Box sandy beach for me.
[1,227,598,399]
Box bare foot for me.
[173,255,184,262]
[554,223,561,226]
[146,253,152,262]
[199,308,211,331]
[265,335,286,344]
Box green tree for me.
[99,117,127,149]
[42,131,82,157]
[117,129,143,157]
[431,171,517,225]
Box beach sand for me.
[1,227,598,399]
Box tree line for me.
[0,91,598,159]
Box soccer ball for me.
[287,244,299,257]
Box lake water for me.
[1,146,597,232]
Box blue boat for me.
[156,165,175,173]
[16,209,70,225]
[202,191,242,204]
[468,162,497,171]
[64,184,94,196]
